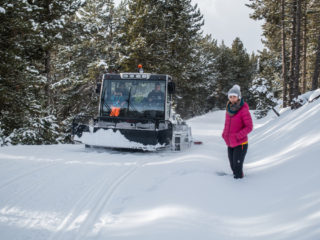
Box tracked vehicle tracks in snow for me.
[0,162,62,191]
[48,160,146,240]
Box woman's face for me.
[229,95,239,104]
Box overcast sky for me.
[114,0,264,53]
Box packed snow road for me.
[1,102,320,240]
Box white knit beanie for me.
[228,84,241,99]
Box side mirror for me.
[168,82,175,95]
[96,83,102,94]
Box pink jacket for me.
[222,102,253,148]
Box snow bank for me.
[0,7,5,14]
[308,88,320,102]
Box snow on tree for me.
[0,0,83,145]
[250,77,278,119]
[119,0,204,117]
[47,0,123,142]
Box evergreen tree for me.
[0,1,32,138]
[0,1,50,144]
[51,0,118,141]
[194,35,221,112]
[0,0,82,144]
[230,38,257,105]
[176,35,220,117]
[250,49,280,118]
[118,0,203,117]
[212,42,235,108]
[213,39,257,109]
[250,77,277,119]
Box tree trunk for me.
[302,0,308,93]
[293,0,302,99]
[312,31,320,90]
[272,107,280,117]
[282,0,288,107]
[289,0,297,104]
[44,50,54,110]
[281,0,288,107]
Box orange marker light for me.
[138,64,144,73]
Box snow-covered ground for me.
[1,99,320,240]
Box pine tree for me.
[0,0,48,144]
[175,35,220,117]
[0,0,83,144]
[0,1,31,137]
[212,39,257,109]
[230,38,257,105]
[193,35,221,112]
[51,0,118,141]
[119,0,204,117]
[250,77,277,119]
[250,50,279,118]
[212,42,235,108]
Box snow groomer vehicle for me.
[72,65,192,151]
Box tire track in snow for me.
[0,162,61,191]
[0,162,77,208]
[47,171,113,240]
[74,163,142,240]
[48,160,144,240]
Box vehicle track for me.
[0,162,79,207]
[48,160,145,240]
[0,162,62,191]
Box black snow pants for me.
[228,144,248,179]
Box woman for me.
[222,85,253,179]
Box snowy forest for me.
[0,0,320,145]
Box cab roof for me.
[103,73,172,81]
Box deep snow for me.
[1,99,320,240]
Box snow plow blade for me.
[72,116,172,151]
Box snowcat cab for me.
[72,67,192,151]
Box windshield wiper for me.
[103,101,111,111]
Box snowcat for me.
[71,66,192,151]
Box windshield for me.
[101,79,166,119]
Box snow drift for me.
[0,97,320,240]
